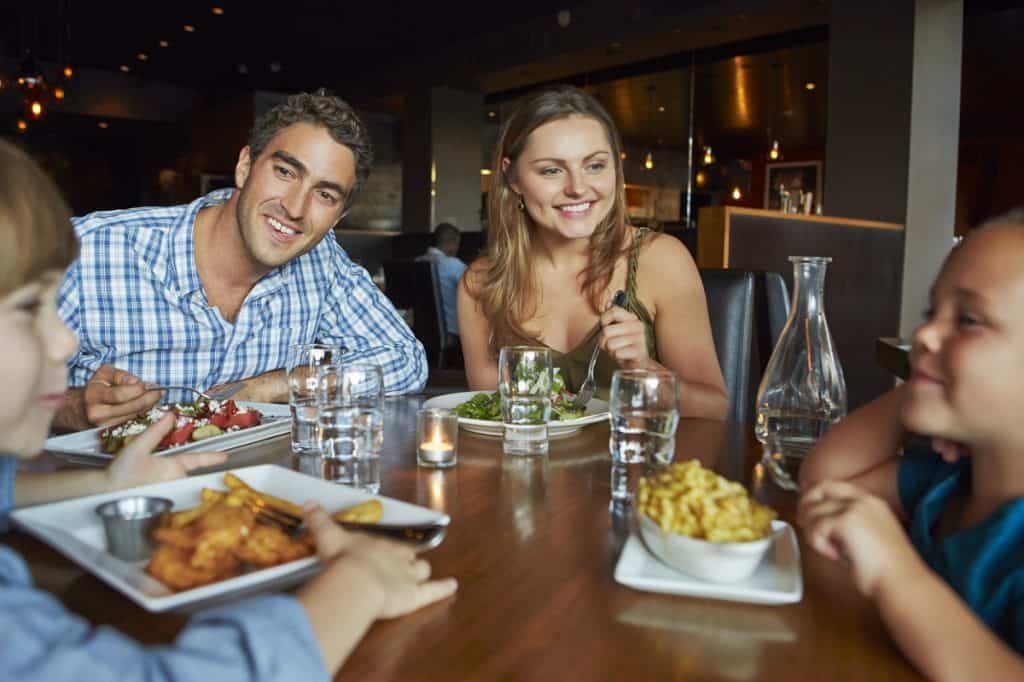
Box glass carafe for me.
[755,256,847,489]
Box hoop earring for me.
[517,195,525,212]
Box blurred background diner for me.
[1,0,1021,415]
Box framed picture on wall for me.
[764,161,822,210]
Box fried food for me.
[232,524,314,567]
[147,544,241,591]
[333,499,383,524]
[147,472,390,592]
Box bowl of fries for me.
[636,460,778,583]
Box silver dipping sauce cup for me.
[95,496,173,561]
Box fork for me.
[247,501,450,550]
[571,290,629,411]
[145,381,246,402]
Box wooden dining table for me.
[9,396,923,681]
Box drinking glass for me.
[317,363,384,492]
[286,343,341,454]
[608,369,680,505]
[498,346,552,456]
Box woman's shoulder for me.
[633,229,698,275]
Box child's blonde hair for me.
[0,141,77,295]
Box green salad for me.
[453,370,586,421]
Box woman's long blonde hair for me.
[475,86,630,355]
[0,141,77,295]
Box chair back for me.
[699,269,755,422]
[383,259,446,368]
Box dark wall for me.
[824,0,914,223]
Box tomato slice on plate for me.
[227,410,261,429]
[160,420,196,448]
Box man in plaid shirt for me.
[54,91,427,430]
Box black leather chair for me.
[700,269,756,422]
[383,259,448,369]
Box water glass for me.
[317,364,384,492]
[499,346,552,456]
[286,343,341,454]
[608,369,680,504]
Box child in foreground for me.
[0,139,456,680]
[799,210,1024,681]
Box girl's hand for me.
[302,504,457,619]
[599,304,651,369]
[798,480,926,598]
[106,413,227,490]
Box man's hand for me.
[106,412,228,490]
[798,480,926,598]
[209,369,288,404]
[84,364,162,427]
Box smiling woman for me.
[458,86,728,418]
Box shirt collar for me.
[168,188,235,296]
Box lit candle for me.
[416,408,458,468]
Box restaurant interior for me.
[2,1,1024,680]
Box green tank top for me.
[546,229,658,401]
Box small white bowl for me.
[637,513,775,583]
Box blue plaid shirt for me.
[57,189,427,400]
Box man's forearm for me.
[231,369,288,403]
[51,387,92,432]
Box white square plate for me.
[11,464,450,613]
[614,520,803,605]
[44,402,292,464]
[421,391,608,439]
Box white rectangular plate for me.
[11,464,449,613]
[44,402,292,463]
[422,391,608,440]
[614,520,803,605]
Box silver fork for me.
[247,500,450,551]
[147,381,246,402]
[571,290,628,411]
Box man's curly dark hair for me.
[247,89,373,208]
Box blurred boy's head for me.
[0,140,78,457]
[0,141,77,296]
[435,222,461,257]
[903,209,1024,446]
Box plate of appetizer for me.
[44,399,291,463]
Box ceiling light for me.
[183,25,196,32]
[620,151,627,160]
[487,111,496,118]
[159,40,170,47]
[695,170,706,187]
[54,86,65,100]
[702,146,715,166]
[644,151,654,170]
[480,169,492,176]
[212,7,225,14]
[63,66,73,78]
[16,119,27,132]
[657,105,665,113]
[120,65,131,73]
[768,140,782,161]
[731,187,742,200]
[804,81,816,91]
[30,100,43,118]
[137,53,148,61]
[98,121,109,129]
